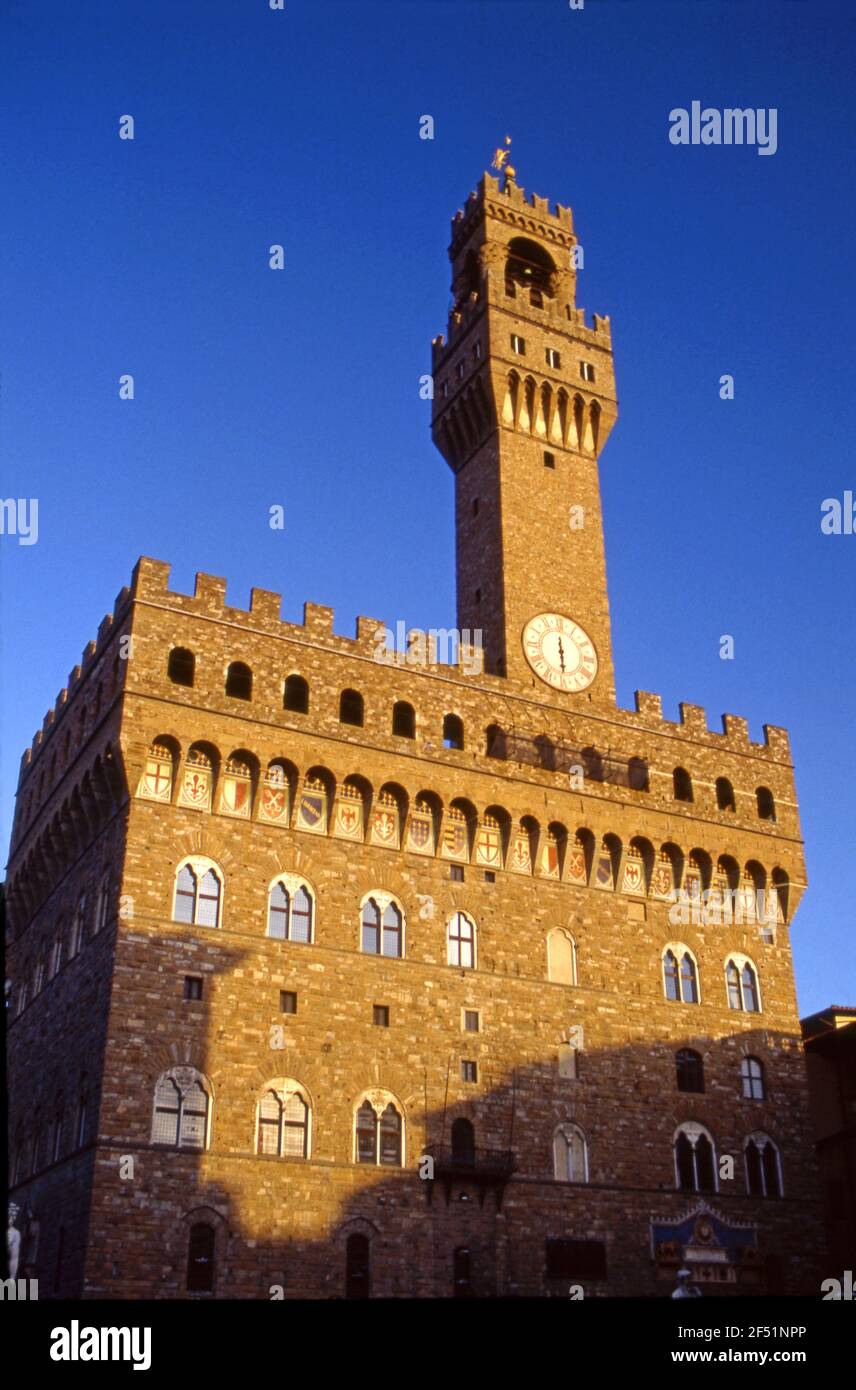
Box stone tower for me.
[431,169,617,702]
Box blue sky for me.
[2,0,854,1014]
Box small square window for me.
[280,990,297,1014]
[373,1005,390,1028]
[546,347,561,369]
[184,976,203,1002]
[450,865,465,883]
[461,1060,478,1083]
[511,334,526,355]
[543,451,555,469]
[580,361,595,383]
[464,1010,480,1033]
[483,870,495,884]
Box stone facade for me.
[5,168,824,1299]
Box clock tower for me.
[431,159,618,706]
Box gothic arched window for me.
[256,1081,310,1158]
[745,1134,782,1197]
[355,1096,403,1167]
[674,1123,716,1193]
[726,957,761,1012]
[553,1124,588,1183]
[360,895,404,958]
[663,947,699,1003]
[173,859,223,928]
[267,880,314,943]
[151,1069,211,1150]
[447,912,476,969]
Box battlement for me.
[632,691,791,758]
[20,584,132,773]
[450,172,574,252]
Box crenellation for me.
[249,587,282,622]
[679,702,708,735]
[762,724,791,758]
[722,714,750,743]
[634,690,662,719]
[193,572,227,610]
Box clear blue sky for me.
[2,0,854,1014]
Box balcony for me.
[422,1143,517,1208]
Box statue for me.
[491,135,517,186]
[7,1202,21,1280]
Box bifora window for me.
[174,860,222,928]
[257,1084,310,1158]
[268,881,313,942]
[663,948,698,1003]
[355,1100,402,1166]
[361,896,403,958]
[151,1069,210,1149]
[726,958,761,1012]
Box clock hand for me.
[557,636,566,672]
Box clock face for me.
[522,613,598,692]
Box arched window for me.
[283,674,309,713]
[756,786,776,822]
[339,689,364,726]
[173,859,223,928]
[663,947,698,1004]
[151,1069,210,1149]
[716,777,736,812]
[447,912,476,969]
[547,929,577,985]
[451,1117,475,1165]
[392,701,415,738]
[443,714,464,750]
[355,1097,403,1166]
[167,647,195,687]
[673,767,693,802]
[94,872,111,935]
[741,1056,766,1100]
[628,757,649,792]
[225,661,252,700]
[186,1222,216,1293]
[553,1124,588,1183]
[256,1081,310,1158]
[674,1123,716,1193]
[745,1134,782,1197]
[345,1233,370,1299]
[676,1049,705,1094]
[726,957,761,1012]
[267,880,314,943]
[360,895,403,958]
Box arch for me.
[770,867,789,926]
[353,1090,404,1166]
[662,943,700,1004]
[504,236,557,297]
[443,713,464,750]
[744,1132,782,1197]
[553,1124,588,1183]
[360,890,405,959]
[225,661,252,701]
[138,737,179,803]
[726,955,761,1013]
[674,1122,717,1193]
[673,767,693,802]
[392,700,415,739]
[151,1067,211,1150]
[756,786,776,822]
[546,820,568,878]
[451,1117,475,1164]
[167,647,195,687]
[283,673,309,713]
[339,688,364,727]
[345,1232,370,1299]
[173,855,224,928]
[447,910,476,969]
[256,1077,312,1158]
[547,928,577,985]
[628,756,649,792]
[267,875,314,943]
[627,835,655,893]
[716,776,736,812]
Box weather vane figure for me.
[492,135,517,186]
